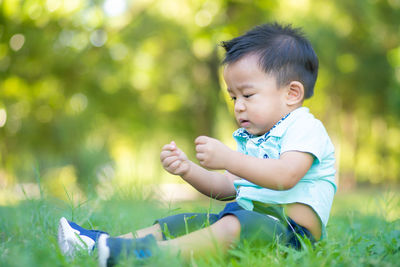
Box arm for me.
[160,141,237,200]
[195,136,313,190]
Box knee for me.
[217,215,241,238]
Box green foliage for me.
[0,0,400,193]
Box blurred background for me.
[0,0,399,205]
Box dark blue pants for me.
[155,202,315,250]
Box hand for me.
[195,136,233,170]
[160,141,191,177]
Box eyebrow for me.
[227,84,255,92]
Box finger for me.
[196,152,205,161]
[163,156,180,167]
[160,150,176,161]
[176,150,186,160]
[170,141,177,150]
[195,136,208,145]
[168,160,181,170]
[162,143,175,151]
[195,144,206,153]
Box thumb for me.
[170,141,177,149]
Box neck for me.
[286,103,303,113]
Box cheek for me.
[250,108,267,122]
[252,101,269,113]
[251,105,274,122]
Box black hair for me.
[221,23,318,99]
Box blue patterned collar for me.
[233,112,292,144]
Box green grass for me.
[0,186,399,267]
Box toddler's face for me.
[223,54,289,136]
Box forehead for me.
[223,54,278,89]
[224,53,261,70]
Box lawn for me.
[0,186,399,266]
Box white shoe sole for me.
[98,234,110,267]
[57,217,94,257]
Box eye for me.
[243,94,253,98]
[230,96,236,101]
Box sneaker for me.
[57,217,108,257]
[98,234,158,267]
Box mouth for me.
[239,119,250,127]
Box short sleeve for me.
[280,118,330,163]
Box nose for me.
[234,99,245,112]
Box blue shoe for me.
[98,234,158,267]
[57,217,108,257]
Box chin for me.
[251,128,269,136]
[247,129,262,136]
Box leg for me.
[135,224,164,239]
[159,214,241,259]
[117,211,219,240]
[58,211,217,257]
[98,203,293,266]
[118,224,163,240]
[98,215,241,267]
[156,212,220,239]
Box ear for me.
[285,81,304,105]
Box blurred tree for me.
[0,0,399,196]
